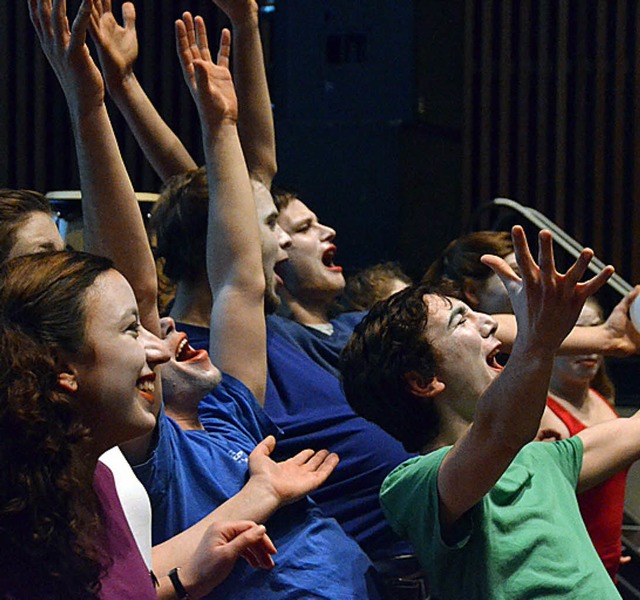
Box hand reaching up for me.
[28,0,104,116]
[89,0,138,90]
[481,226,614,354]
[176,13,237,127]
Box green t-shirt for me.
[380,437,620,599]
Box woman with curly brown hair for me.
[0,250,169,599]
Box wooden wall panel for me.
[464,0,640,284]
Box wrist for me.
[228,2,260,28]
[105,70,138,97]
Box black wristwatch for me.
[168,567,190,599]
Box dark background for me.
[3,0,640,400]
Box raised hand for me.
[481,226,614,352]
[89,0,138,89]
[28,0,104,115]
[601,286,640,356]
[176,13,237,126]
[248,436,339,506]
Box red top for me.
[546,392,627,580]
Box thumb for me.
[251,435,276,459]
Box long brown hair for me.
[0,251,113,599]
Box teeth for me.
[137,381,155,393]
[176,338,188,357]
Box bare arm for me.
[494,285,640,356]
[436,227,614,527]
[177,14,269,402]
[29,0,160,335]
[577,411,640,493]
[213,0,277,185]
[90,0,197,182]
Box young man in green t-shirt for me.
[342,226,640,599]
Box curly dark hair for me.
[341,283,441,452]
[0,251,114,599]
[422,231,513,305]
[150,167,209,284]
[0,189,54,265]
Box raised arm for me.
[437,227,613,527]
[494,285,640,356]
[29,0,159,335]
[90,0,197,182]
[213,0,277,185]
[177,14,268,401]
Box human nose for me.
[477,312,498,338]
[276,224,292,250]
[160,316,176,339]
[139,326,171,369]
[319,222,336,242]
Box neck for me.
[549,376,589,408]
[280,290,332,325]
[422,402,472,453]
[169,279,212,328]
[165,405,204,431]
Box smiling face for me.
[156,317,222,411]
[8,211,64,260]
[424,295,502,420]
[276,198,345,307]
[66,270,169,453]
[552,302,603,386]
[252,182,291,314]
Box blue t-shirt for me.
[266,312,365,378]
[175,321,414,559]
[134,374,380,599]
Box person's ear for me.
[404,371,445,398]
[56,356,79,394]
[462,280,480,308]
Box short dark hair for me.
[0,189,53,264]
[341,283,441,452]
[422,231,513,301]
[339,262,412,312]
[150,168,208,284]
[271,187,300,212]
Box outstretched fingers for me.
[194,15,212,62]
[69,0,93,52]
[216,28,231,70]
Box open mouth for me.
[486,346,503,372]
[322,245,343,272]
[273,258,288,286]
[136,376,156,404]
[175,336,207,363]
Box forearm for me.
[231,9,277,185]
[204,123,263,297]
[71,102,160,333]
[578,412,640,492]
[108,74,198,183]
[495,314,631,357]
[438,344,554,525]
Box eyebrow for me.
[447,305,467,328]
